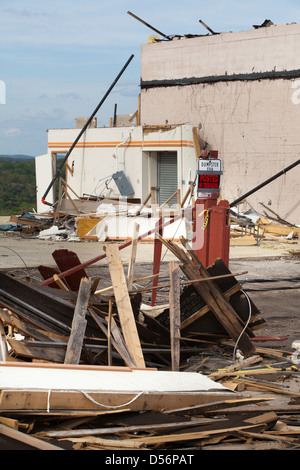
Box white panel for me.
[35,154,54,213]
[0,365,229,393]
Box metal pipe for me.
[230,157,300,208]
[41,54,134,206]
[127,11,171,40]
[199,20,218,35]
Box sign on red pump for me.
[196,158,222,196]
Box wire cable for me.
[232,289,252,361]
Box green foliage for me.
[0,157,37,216]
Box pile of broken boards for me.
[230,205,300,247]
[0,238,263,369]
[0,238,300,450]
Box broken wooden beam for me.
[105,243,145,368]
[64,277,92,364]
[89,309,136,368]
[0,423,64,450]
[169,262,181,371]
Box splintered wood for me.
[169,261,181,371]
[0,240,299,450]
[105,243,145,368]
[0,242,264,369]
[64,278,92,365]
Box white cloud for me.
[56,92,82,100]
[5,127,23,136]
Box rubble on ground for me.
[0,233,300,450]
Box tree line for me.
[0,157,37,216]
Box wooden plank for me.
[34,416,225,439]
[6,337,66,363]
[230,235,258,246]
[151,217,164,306]
[105,243,145,368]
[0,416,19,430]
[0,424,63,450]
[0,361,132,372]
[135,192,151,217]
[181,184,194,208]
[0,389,234,413]
[127,223,139,290]
[235,429,296,443]
[236,378,300,397]
[150,187,156,204]
[89,309,136,368]
[70,435,144,449]
[0,318,9,361]
[259,223,300,237]
[107,422,273,447]
[163,397,274,415]
[0,308,68,343]
[107,299,112,366]
[64,278,92,364]
[53,273,70,291]
[169,262,181,371]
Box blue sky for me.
[1,0,300,156]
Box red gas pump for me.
[150,150,230,305]
[193,150,230,267]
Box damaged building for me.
[35,123,198,213]
[35,20,300,225]
[140,20,300,222]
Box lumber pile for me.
[0,240,264,368]
[1,238,300,450]
[230,206,300,246]
[1,363,300,450]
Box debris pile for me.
[6,184,192,242]
[0,240,262,368]
[230,204,300,247]
[0,236,300,450]
[3,192,300,255]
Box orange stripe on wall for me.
[48,140,194,149]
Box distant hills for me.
[0,154,34,160]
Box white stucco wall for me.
[36,125,198,210]
[140,23,300,222]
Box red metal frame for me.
[193,197,230,268]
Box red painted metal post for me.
[207,200,230,266]
[192,196,217,266]
[192,197,230,267]
[151,217,164,306]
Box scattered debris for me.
[0,234,299,450]
[230,206,300,247]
